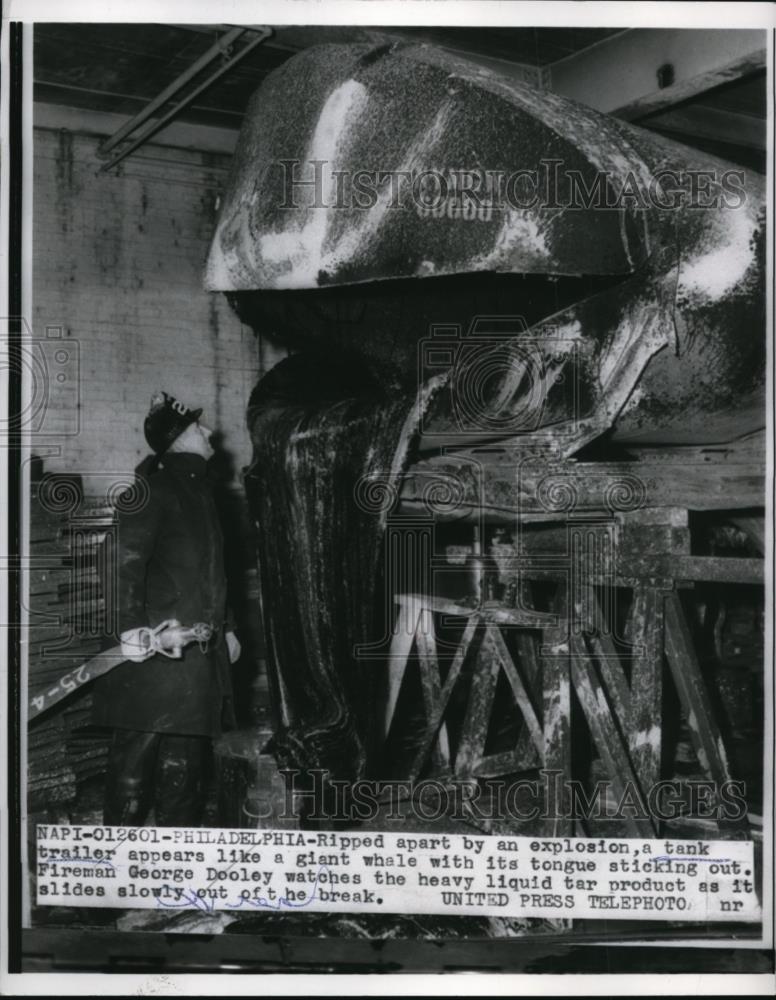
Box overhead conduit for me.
[97,25,272,172]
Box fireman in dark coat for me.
[92,392,240,826]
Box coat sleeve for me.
[115,478,165,634]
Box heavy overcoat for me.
[92,452,234,736]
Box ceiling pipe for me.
[97,26,246,157]
[97,28,272,170]
[97,25,270,167]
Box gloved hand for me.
[226,630,241,664]
[120,627,154,663]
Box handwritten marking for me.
[41,855,116,868]
[154,866,329,913]
[655,856,732,863]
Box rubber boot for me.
[102,729,161,827]
[154,733,210,826]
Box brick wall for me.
[32,126,273,497]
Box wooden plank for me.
[542,587,572,837]
[407,615,479,781]
[510,630,543,770]
[455,628,500,779]
[626,585,664,791]
[643,556,762,585]
[397,592,552,628]
[569,634,656,837]
[663,592,747,835]
[415,609,451,769]
[401,452,764,519]
[570,636,656,837]
[472,748,536,779]
[486,624,544,756]
[583,586,632,732]
[467,556,763,586]
[383,597,418,740]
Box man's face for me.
[171,420,215,460]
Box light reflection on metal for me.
[209,41,764,449]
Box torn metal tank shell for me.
[206,39,762,294]
[213,43,764,780]
[208,41,764,449]
[207,41,669,288]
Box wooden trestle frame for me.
[388,437,764,840]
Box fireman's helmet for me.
[144,391,203,454]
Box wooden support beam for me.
[487,625,544,756]
[663,592,747,836]
[511,630,544,770]
[639,556,763,586]
[401,450,765,521]
[472,750,533,780]
[484,556,763,587]
[626,586,665,792]
[406,615,480,782]
[569,634,656,838]
[583,587,632,733]
[455,630,500,779]
[397,592,552,628]
[415,609,451,770]
[542,588,572,837]
[383,596,418,740]
[474,597,544,777]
